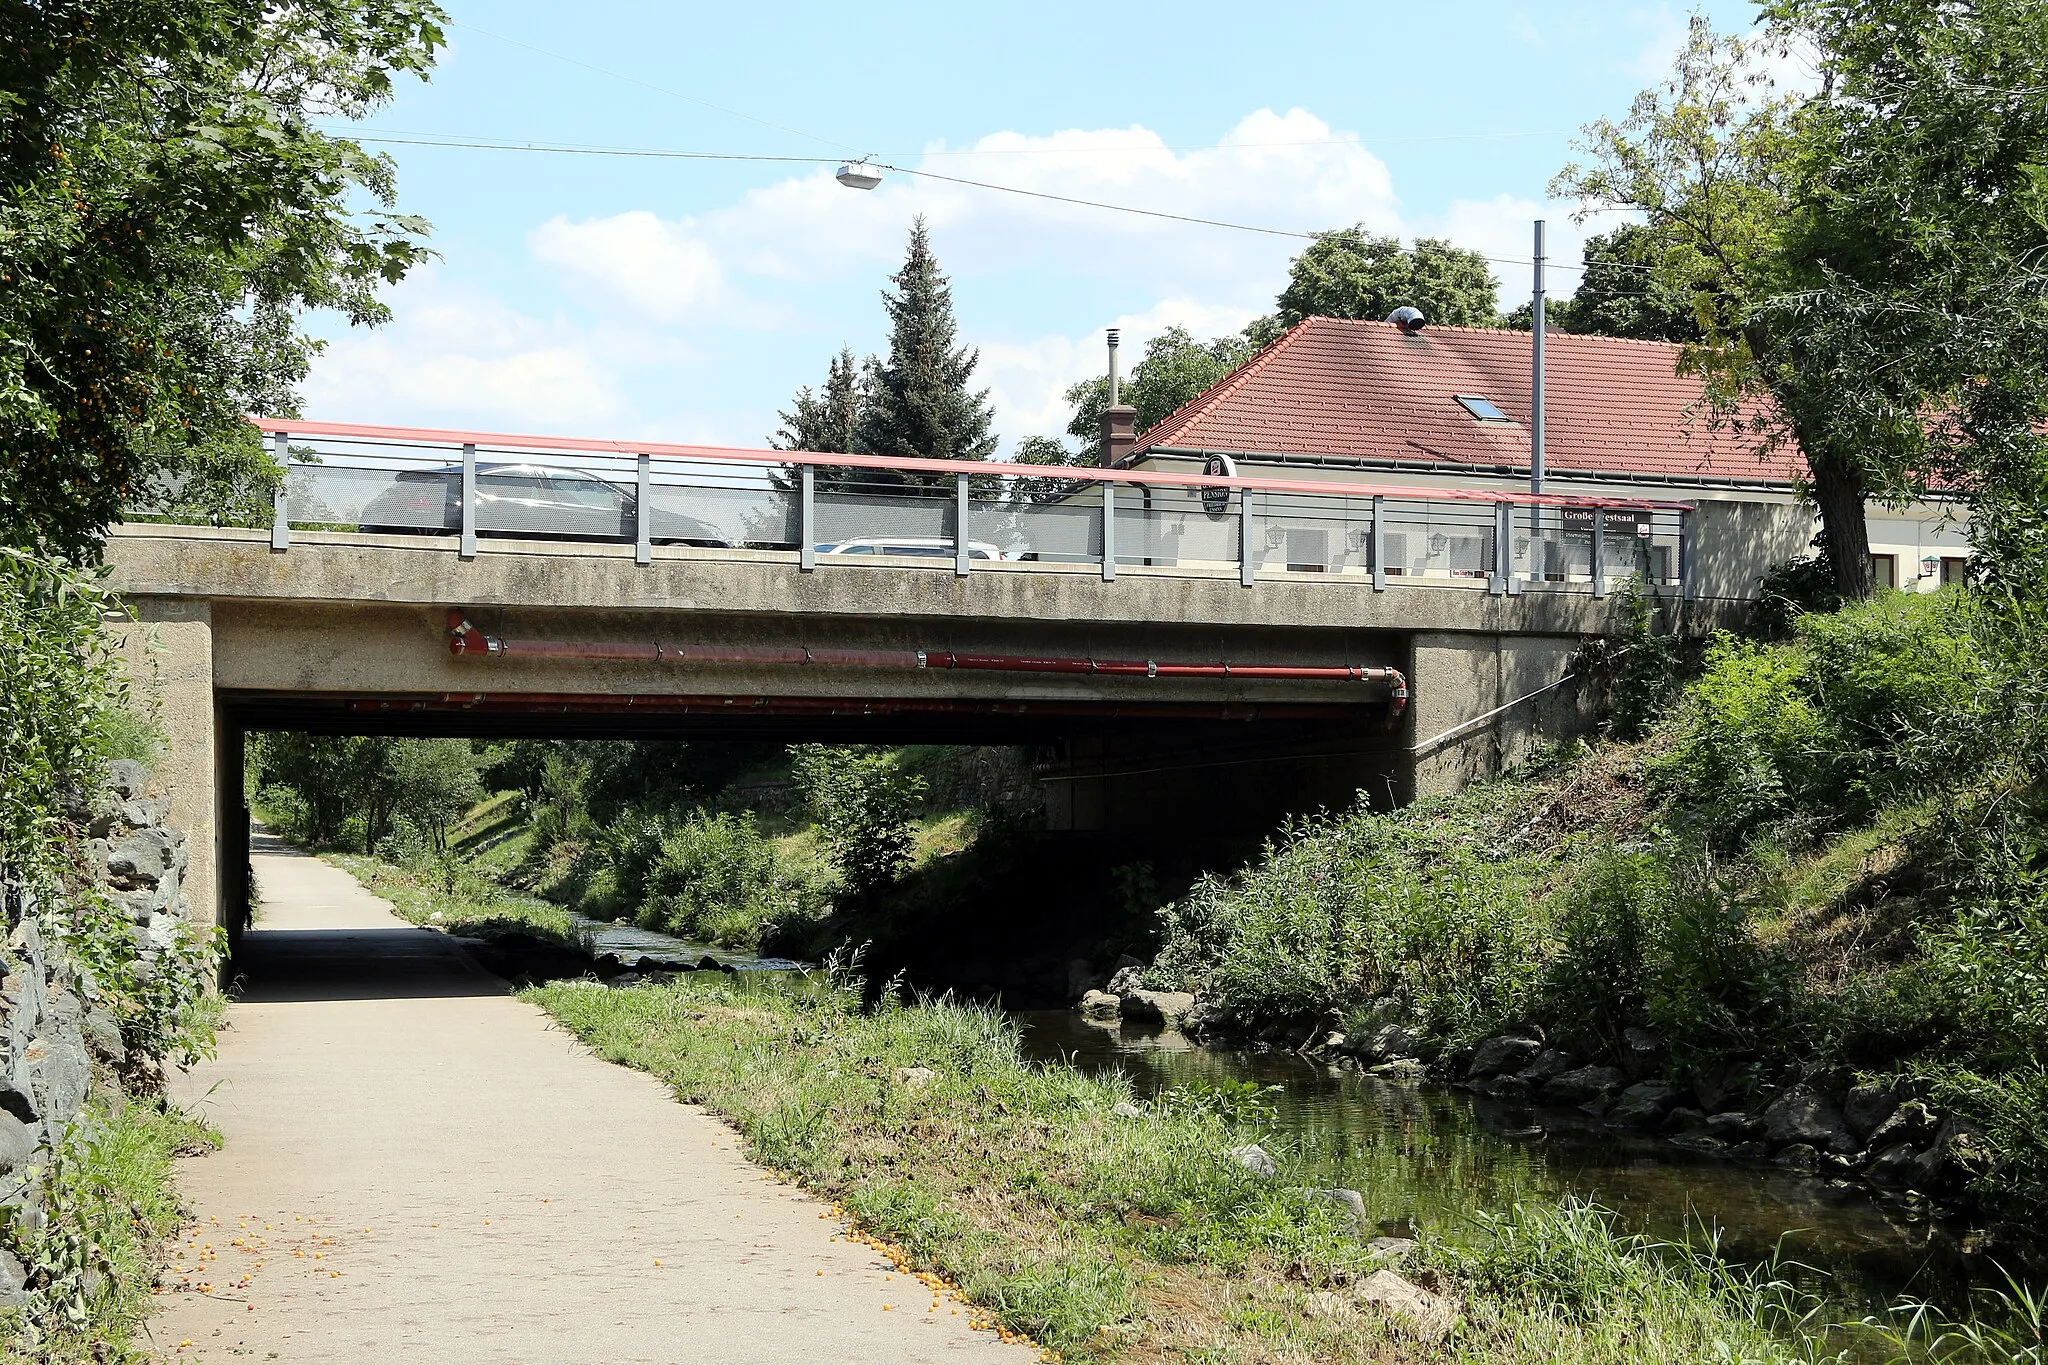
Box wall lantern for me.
[1920,556,1940,579]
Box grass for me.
[2,1099,218,1363]
[526,970,1856,1364]
[324,852,585,947]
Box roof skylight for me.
[1455,394,1512,423]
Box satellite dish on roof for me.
[1387,306,1426,335]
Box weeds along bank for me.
[529,967,2038,1364]
[0,551,222,1361]
[1137,589,2048,1222]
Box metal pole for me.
[955,471,971,577]
[1101,481,1117,582]
[798,465,816,571]
[1239,487,1256,588]
[1107,328,1121,406]
[1591,507,1607,599]
[1370,494,1386,593]
[269,430,290,551]
[1491,501,1511,595]
[1530,219,1547,583]
[459,442,477,559]
[635,453,651,566]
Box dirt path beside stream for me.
[148,834,1037,1364]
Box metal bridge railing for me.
[241,419,1696,599]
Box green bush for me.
[788,745,928,895]
[640,810,824,950]
[1153,783,1549,1037]
[1658,592,1996,850]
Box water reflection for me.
[561,910,807,972]
[1018,1010,2020,1316]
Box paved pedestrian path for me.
[151,835,1037,1364]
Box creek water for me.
[559,910,2019,1318]
[1015,1010,2026,1319]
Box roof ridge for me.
[1130,319,1319,456]
[1297,314,1688,352]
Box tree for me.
[0,1,446,561]
[771,347,868,453]
[1061,326,1263,456]
[1553,22,1884,593]
[852,218,998,482]
[1759,0,2048,609]
[1276,230,1501,328]
[1500,226,1702,342]
[788,745,927,896]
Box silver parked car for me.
[357,463,729,547]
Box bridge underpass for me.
[104,417,1783,935]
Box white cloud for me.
[1428,195,1600,307]
[303,270,629,430]
[979,298,1266,450]
[529,210,727,324]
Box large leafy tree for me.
[1503,226,1702,342]
[853,218,998,482]
[1761,0,2048,609]
[0,0,445,560]
[1058,326,1263,459]
[1276,230,1501,328]
[1552,22,1884,592]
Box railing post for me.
[955,471,972,576]
[1370,495,1386,592]
[269,429,290,551]
[1490,501,1511,595]
[459,442,477,559]
[1100,480,1116,582]
[635,453,652,566]
[798,465,816,571]
[1591,507,1607,599]
[1239,486,1256,588]
[1681,507,1699,600]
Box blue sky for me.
[303,0,1773,454]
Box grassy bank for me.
[528,970,1858,1364]
[2,1100,218,1364]
[325,852,584,946]
[1148,590,2048,1215]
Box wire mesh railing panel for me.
[975,492,1102,563]
[1250,490,1377,575]
[1114,486,1237,570]
[647,481,796,548]
[290,463,456,532]
[1376,500,1500,584]
[813,479,956,557]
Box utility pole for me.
[1531,220,1546,496]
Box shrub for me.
[788,745,928,895]
[642,809,816,949]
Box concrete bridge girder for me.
[103,527,1743,930]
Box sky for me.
[301,0,1775,455]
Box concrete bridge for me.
[108,419,1801,932]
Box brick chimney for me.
[1099,404,1136,467]
[1098,326,1137,467]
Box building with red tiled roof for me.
[1120,315,1968,591]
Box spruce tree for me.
[854,218,998,483]
[771,346,866,453]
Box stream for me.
[559,912,2022,1319]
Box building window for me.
[1454,394,1512,423]
[1941,556,1969,586]
[1869,553,1897,589]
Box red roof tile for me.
[1130,316,1800,484]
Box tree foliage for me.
[1503,226,1702,342]
[1059,326,1263,456]
[772,346,869,454]
[0,0,446,560]
[852,218,998,479]
[788,745,927,895]
[1276,229,1501,328]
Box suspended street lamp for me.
[835,159,883,190]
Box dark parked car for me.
[356,462,729,546]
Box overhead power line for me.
[342,130,1651,274]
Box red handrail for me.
[249,416,1693,513]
